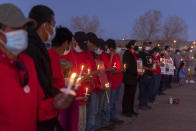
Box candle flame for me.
[81,65,84,70]
[71,73,77,79]
[105,82,110,88]
[124,64,126,69]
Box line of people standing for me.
[1,3,194,131]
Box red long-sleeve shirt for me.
[48,49,65,90]
[0,50,57,131]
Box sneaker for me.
[190,80,195,84]
[186,80,189,84]
[110,118,124,125]
[139,106,148,111]
[122,112,133,118]
[97,123,115,130]
[131,112,139,116]
[146,105,152,109]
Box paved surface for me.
[112,83,196,131]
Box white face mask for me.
[5,30,28,56]
[74,45,82,53]
[177,52,180,55]
[95,48,102,55]
[155,53,159,56]
[106,49,110,53]
[145,46,151,51]
[64,48,71,55]
[45,24,56,43]
[190,50,193,53]
[116,47,121,53]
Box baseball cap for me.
[0,3,36,28]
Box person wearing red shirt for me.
[149,47,162,103]
[122,40,139,117]
[73,32,92,131]
[85,32,101,131]
[48,26,78,131]
[49,27,80,131]
[0,3,71,131]
[106,39,124,125]
[93,38,114,130]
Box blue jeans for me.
[109,84,122,120]
[95,92,107,129]
[86,92,99,131]
[139,75,153,107]
[149,74,161,102]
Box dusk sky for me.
[1,0,196,40]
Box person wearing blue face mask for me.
[0,3,73,131]
[25,5,73,131]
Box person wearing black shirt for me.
[122,40,138,117]
[138,42,153,110]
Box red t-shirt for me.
[48,49,65,90]
[0,51,57,131]
[86,51,101,93]
[97,52,112,82]
[153,55,161,74]
[110,53,123,90]
[75,51,93,105]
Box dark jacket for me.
[123,50,138,86]
[25,28,60,98]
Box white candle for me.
[124,64,126,70]
[74,77,81,90]
[105,82,110,88]
[85,87,88,96]
[67,73,77,91]
[79,65,84,76]
[113,62,117,68]
[88,68,91,75]
[97,64,100,70]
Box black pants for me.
[122,84,137,114]
[37,118,63,131]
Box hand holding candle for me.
[67,72,77,91]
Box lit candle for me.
[188,68,191,72]
[113,62,117,68]
[67,73,77,91]
[88,68,91,75]
[79,65,84,76]
[124,64,127,70]
[85,87,88,96]
[97,64,100,70]
[105,82,110,88]
[74,77,81,90]
[174,66,176,70]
